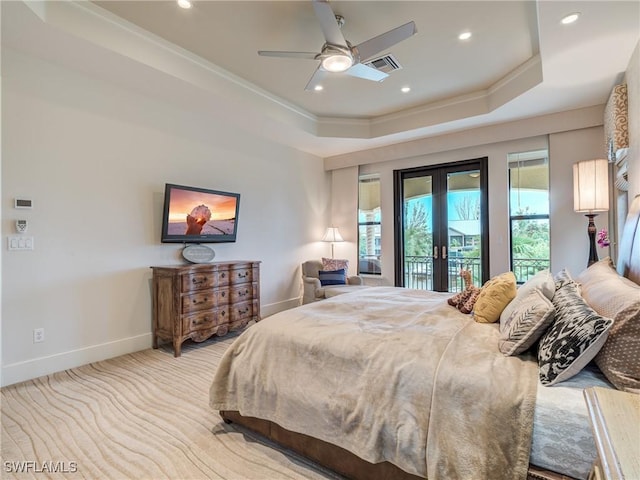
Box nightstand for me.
[583,386,640,480]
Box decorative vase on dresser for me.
[151,261,260,357]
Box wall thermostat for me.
[16,220,28,234]
[14,198,33,209]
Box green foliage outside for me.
[511,208,550,260]
[404,200,432,257]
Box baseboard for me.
[1,333,152,387]
[1,297,303,387]
[261,296,301,318]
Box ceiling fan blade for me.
[258,51,319,60]
[304,66,328,91]
[312,0,347,47]
[345,63,388,82]
[355,21,417,62]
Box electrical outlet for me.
[33,328,44,343]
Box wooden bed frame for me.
[221,195,640,480]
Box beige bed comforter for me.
[210,287,537,479]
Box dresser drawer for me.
[181,272,215,292]
[182,269,235,291]
[230,265,257,285]
[230,283,257,304]
[182,290,216,314]
[230,301,255,322]
[183,311,217,332]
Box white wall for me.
[331,122,610,286]
[549,127,609,277]
[1,49,330,386]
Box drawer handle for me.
[238,272,248,279]
[221,272,226,278]
[220,291,226,298]
[238,307,250,315]
[220,310,226,317]
[192,277,207,286]
[192,297,208,304]
[194,316,210,326]
[239,289,249,297]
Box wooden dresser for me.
[151,261,260,357]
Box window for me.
[358,175,381,275]
[508,150,550,283]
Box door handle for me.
[433,246,438,259]
[442,246,447,260]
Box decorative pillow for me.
[499,288,555,356]
[553,268,577,291]
[538,282,613,386]
[473,272,517,323]
[577,257,640,392]
[318,269,347,286]
[322,258,349,275]
[500,269,555,330]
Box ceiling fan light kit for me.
[258,0,417,91]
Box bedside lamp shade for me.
[322,227,344,243]
[573,159,609,266]
[573,159,609,212]
[322,227,344,258]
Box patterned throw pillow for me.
[538,282,613,386]
[500,269,555,330]
[318,269,347,286]
[499,288,555,356]
[322,258,349,276]
[577,257,640,392]
[553,268,577,291]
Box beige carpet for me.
[1,334,342,480]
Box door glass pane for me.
[358,175,381,275]
[447,171,481,293]
[403,176,433,289]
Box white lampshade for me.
[573,159,609,212]
[322,227,344,243]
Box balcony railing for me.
[512,258,550,283]
[404,256,549,292]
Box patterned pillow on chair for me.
[322,258,349,275]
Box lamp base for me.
[586,213,598,267]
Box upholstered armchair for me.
[301,259,365,304]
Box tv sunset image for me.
[167,188,237,236]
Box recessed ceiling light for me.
[177,0,192,9]
[458,31,472,41]
[561,13,580,24]
[401,86,411,93]
[314,85,323,91]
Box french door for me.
[394,158,489,292]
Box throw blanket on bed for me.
[210,287,537,479]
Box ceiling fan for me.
[258,0,417,91]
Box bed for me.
[210,195,640,480]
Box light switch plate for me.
[8,235,34,250]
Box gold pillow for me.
[474,272,517,323]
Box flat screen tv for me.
[161,183,240,243]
